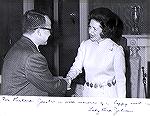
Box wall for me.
[23,0,34,14]
[0,0,23,74]
[34,0,56,75]
[59,0,80,77]
[89,0,150,35]
[80,0,89,42]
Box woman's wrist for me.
[65,76,72,90]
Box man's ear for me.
[35,28,41,36]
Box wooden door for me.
[0,0,23,74]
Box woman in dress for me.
[65,7,126,98]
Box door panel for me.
[59,0,80,77]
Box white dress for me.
[67,39,126,98]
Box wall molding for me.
[123,35,150,47]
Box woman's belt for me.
[85,79,116,88]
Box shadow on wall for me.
[118,37,131,98]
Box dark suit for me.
[1,36,67,96]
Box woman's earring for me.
[100,32,104,38]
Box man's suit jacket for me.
[1,36,67,96]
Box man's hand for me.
[54,76,64,79]
[54,76,72,90]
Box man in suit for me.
[1,10,67,96]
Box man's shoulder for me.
[5,38,39,61]
[16,37,38,53]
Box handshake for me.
[57,76,72,90]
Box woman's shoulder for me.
[114,44,124,55]
[109,39,124,52]
[109,39,122,48]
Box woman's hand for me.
[64,77,72,90]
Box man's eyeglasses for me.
[34,27,52,33]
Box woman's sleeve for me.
[114,46,126,98]
[66,41,86,80]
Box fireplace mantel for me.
[123,34,150,98]
[123,35,150,47]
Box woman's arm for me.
[114,46,126,98]
[66,41,86,81]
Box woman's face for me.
[88,19,103,42]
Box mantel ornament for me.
[131,4,141,35]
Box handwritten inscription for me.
[0,96,150,115]
[88,100,133,115]
[2,97,10,102]
[88,106,112,113]
[1,96,34,103]
[37,98,56,106]
[13,97,33,103]
[114,100,128,107]
[78,101,97,104]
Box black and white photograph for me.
[0,0,150,115]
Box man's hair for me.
[89,7,124,43]
[22,10,48,34]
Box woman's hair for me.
[89,7,124,43]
